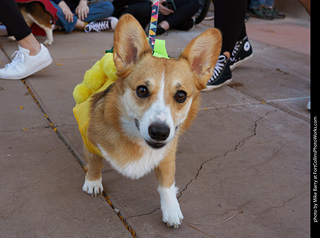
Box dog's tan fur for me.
[82,14,221,227]
[18,2,53,45]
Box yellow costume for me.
[73,53,117,157]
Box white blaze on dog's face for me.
[113,14,221,150]
[120,55,198,149]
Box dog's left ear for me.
[113,14,152,74]
[180,29,222,89]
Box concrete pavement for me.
[0,13,310,238]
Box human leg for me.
[18,34,41,56]
[0,0,32,41]
[0,0,52,80]
[204,0,248,91]
[250,0,263,9]
[83,1,114,22]
[0,0,42,56]
[83,2,118,32]
[161,0,199,30]
[213,0,247,55]
[50,0,78,33]
[264,0,286,19]
[249,0,274,19]
[118,2,152,29]
[264,0,274,7]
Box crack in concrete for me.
[177,109,277,199]
[125,109,277,222]
[249,140,287,175]
[0,123,78,134]
[258,183,308,215]
[124,208,160,222]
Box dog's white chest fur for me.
[98,144,166,179]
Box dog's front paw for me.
[82,178,103,197]
[162,204,184,228]
[158,185,184,228]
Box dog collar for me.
[148,1,169,59]
[105,39,169,59]
[152,39,169,59]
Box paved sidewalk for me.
[0,13,310,238]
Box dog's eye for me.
[175,90,187,103]
[136,85,149,98]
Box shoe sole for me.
[201,78,233,92]
[230,53,253,71]
[4,57,53,80]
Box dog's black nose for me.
[148,123,170,141]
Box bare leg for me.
[75,19,86,29]
[159,20,170,30]
[223,51,231,59]
[17,33,41,56]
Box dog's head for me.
[112,14,221,149]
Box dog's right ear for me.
[113,14,152,75]
[180,28,222,90]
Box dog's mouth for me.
[145,140,166,149]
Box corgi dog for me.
[81,14,221,228]
[17,2,54,45]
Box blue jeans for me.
[250,0,274,9]
[50,1,114,33]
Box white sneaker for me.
[0,43,52,80]
[84,17,118,33]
